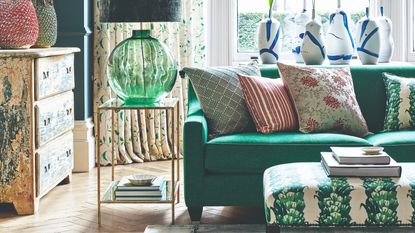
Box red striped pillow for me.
[238,75,298,133]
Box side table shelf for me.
[96,98,181,225]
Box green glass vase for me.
[107,30,178,103]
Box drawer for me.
[35,54,75,100]
[36,131,73,197]
[36,92,74,147]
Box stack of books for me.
[114,176,169,201]
[321,147,401,177]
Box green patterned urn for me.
[107,30,178,104]
[32,0,57,48]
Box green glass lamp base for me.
[107,29,178,104]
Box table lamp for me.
[100,0,182,103]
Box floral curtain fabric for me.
[94,0,205,165]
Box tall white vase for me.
[301,7,326,65]
[258,18,282,64]
[326,1,354,65]
[292,1,311,63]
[356,8,380,65]
[378,6,394,63]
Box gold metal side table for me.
[96,98,180,225]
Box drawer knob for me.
[44,117,51,126]
[66,108,72,115]
[43,71,50,79]
[44,163,51,173]
[66,149,72,157]
[66,67,72,74]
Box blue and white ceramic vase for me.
[292,0,311,63]
[356,7,380,65]
[301,4,326,65]
[258,17,282,64]
[326,0,354,65]
[378,6,394,63]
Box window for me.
[236,0,366,61]
[207,0,410,65]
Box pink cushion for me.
[238,74,298,133]
[277,62,370,137]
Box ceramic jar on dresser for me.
[0,47,79,215]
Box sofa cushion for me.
[277,62,370,137]
[184,65,259,137]
[382,73,415,131]
[365,131,415,162]
[238,75,298,133]
[205,132,371,174]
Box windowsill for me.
[234,59,413,67]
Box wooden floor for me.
[0,160,264,233]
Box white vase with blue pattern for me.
[326,0,354,65]
[301,7,326,65]
[292,13,310,63]
[356,7,380,65]
[292,1,311,63]
[258,17,282,64]
[378,6,394,63]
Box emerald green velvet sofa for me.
[183,65,415,222]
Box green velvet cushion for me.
[365,131,415,162]
[205,132,370,174]
[259,65,415,133]
[382,73,415,131]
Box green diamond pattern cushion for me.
[205,132,370,174]
[365,131,415,162]
[383,73,415,131]
[264,163,415,227]
[184,65,259,137]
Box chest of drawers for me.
[0,48,79,215]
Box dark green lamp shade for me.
[100,0,182,23]
[100,0,182,103]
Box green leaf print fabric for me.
[383,73,415,131]
[264,163,415,226]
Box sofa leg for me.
[188,206,203,222]
[266,224,280,233]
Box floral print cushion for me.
[263,163,415,226]
[277,63,370,137]
[383,73,415,131]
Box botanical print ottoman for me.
[263,163,415,233]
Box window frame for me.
[407,0,415,61]
[207,0,412,65]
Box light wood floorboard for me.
[0,160,264,232]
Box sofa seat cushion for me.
[205,132,371,174]
[365,131,415,162]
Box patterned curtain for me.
[94,0,205,165]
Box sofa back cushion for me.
[187,65,415,133]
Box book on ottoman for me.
[330,146,391,164]
[321,152,401,177]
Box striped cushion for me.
[238,75,298,133]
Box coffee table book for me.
[330,147,391,164]
[321,152,401,177]
[103,180,177,203]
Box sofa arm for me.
[183,109,207,208]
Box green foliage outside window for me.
[237,11,365,53]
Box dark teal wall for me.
[55,0,93,120]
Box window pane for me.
[413,4,415,52]
[237,0,366,54]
